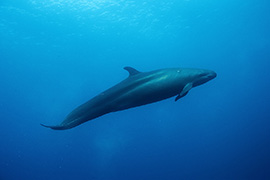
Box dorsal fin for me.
[124,66,141,77]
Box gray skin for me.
[41,67,216,130]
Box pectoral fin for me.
[175,83,193,101]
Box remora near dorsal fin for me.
[124,66,141,76]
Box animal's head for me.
[176,68,217,87]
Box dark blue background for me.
[1,0,269,179]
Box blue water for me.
[1,0,270,179]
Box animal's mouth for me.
[193,71,217,87]
[207,71,217,80]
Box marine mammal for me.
[41,67,216,130]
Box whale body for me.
[41,67,216,130]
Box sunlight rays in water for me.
[27,0,179,39]
[1,0,189,48]
[29,0,129,12]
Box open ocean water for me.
[0,0,270,180]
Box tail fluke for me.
[40,123,69,130]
